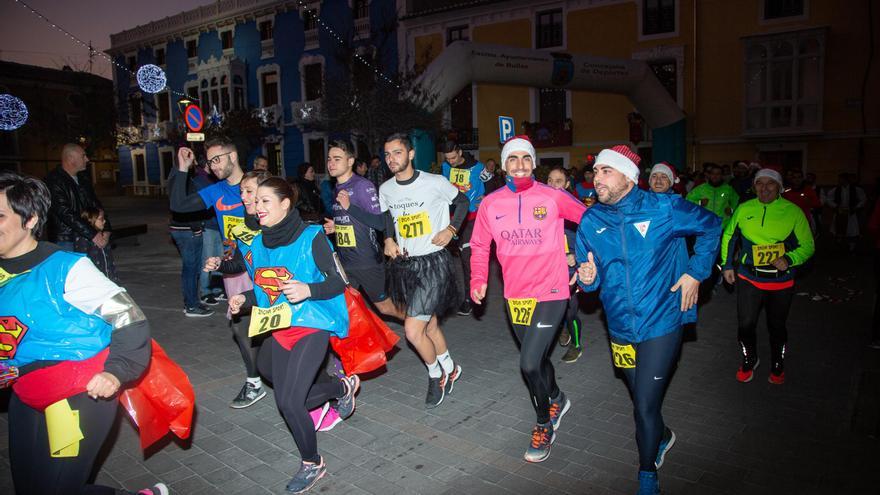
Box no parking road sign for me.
[184,104,204,132]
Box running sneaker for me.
[637,470,660,495]
[425,373,446,409]
[230,382,267,409]
[768,371,785,385]
[524,423,555,463]
[558,326,571,347]
[200,294,219,306]
[215,292,228,301]
[736,357,760,383]
[335,375,360,419]
[311,402,330,431]
[286,458,326,494]
[318,407,342,432]
[444,363,462,395]
[135,483,169,495]
[654,428,676,469]
[548,392,571,431]
[457,300,473,316]
[184,305,214,317]
[561,345,582,363]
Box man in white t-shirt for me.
[380,133,470,409]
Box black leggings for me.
[458,219,475,302]
[506,299,567,424]
[617,329,682,472]
[736,277,793,366]
[232,315,260,378]
[9,391,122,495]
[257,333,344,463]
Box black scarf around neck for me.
[261,209,305,248]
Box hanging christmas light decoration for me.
[137,64,167,94]
[0,94,29,131]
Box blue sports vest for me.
[0,251,113,367]
[247,225,349,338]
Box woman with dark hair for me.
[0,171,166,495]
[294,162,325,221]
[228,177,358,493]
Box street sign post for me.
[498,116,514,143]
[184,104,204,132]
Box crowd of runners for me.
[1,129,826,495]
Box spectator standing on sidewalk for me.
[170,169,213,317]
[75,207,119,283]
[825,173,867,252]
[193,163,225,306]
[45,143,110,252]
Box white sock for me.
[426,360,442,378]
[247,377,262,388]
[437,351,454,375]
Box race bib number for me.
[398,211,432,239]
[335,224,356,248]
[752,243,785,267]
[248,303,293,337]
[223,216,258,246]
[508,298,537,326]
[611,342,637,369]
[449,168,471,191]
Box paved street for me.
[1,196,878,495]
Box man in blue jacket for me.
[575,145,721,495]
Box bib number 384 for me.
[248,303,293,337]
[398,211,432,239]
[507,298,537,326]
[611,342,637,369]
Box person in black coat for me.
[44,143,110,251]
[294,162,325,222]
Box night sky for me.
[0,0,211,79]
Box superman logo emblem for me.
[254,267,293,305]
[0,317,28,360]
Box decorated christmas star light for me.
[0,94,28,131]
[208,105,224,127]
[137,64,167,94]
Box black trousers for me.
[506,299,567,424]
[257,334,344,463]
[736,277,793,368]
[457,218,475,303]
[9,391,121,495]
[231,315,260,378]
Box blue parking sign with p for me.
[498,116,514,143]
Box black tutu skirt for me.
[386,249,461,318]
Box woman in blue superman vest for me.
[0,172,167,495]
[227,177,357,494]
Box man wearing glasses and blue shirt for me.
[170,138,267,410]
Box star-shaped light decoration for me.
[208,105,224,127]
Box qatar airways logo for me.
[500,228,543,245]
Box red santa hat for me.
[649,162,679,184]
[594,145,641,183]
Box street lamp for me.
[176,96,193,115]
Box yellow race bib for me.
[508,298,537,326]
[752,243,785,267]
[223,216,259,246]
[335,224,356,248]
[449,168,471,190]
[46,399,83,457]
[611,342,637,369]
[248,303,293,337]
[398,211,432,239]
